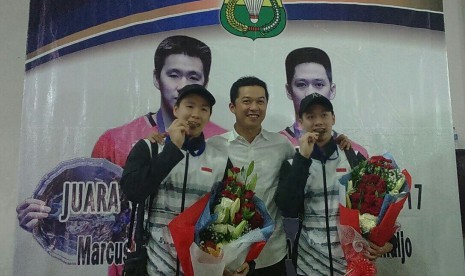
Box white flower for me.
[389,175,405,195]
[219,197,234,209]
[347,180,354,194]
[213,223,235,234]
[359,213,378,234]
[214,197,235,223]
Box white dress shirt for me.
[208,128,295,269]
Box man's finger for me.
[17,198,46,212]
[20,219,38,232]
[25,211,49,221]
[25,204,51,213]
[19,211,48,229]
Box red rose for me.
[361,194,381,216]
[358,182,367,191]
[367,205,380,216]
[375,177,385,186]
[361,203,379,216]
[369,156,383,164]
[222,189,233,197]
[224,176,234,185]
[221,190,237,200]
[364,184,377,195]
[249,212,264,229]
[364,194,377,205]
[244,190,255,200]
[363,174,380,185]
[243,202,255,211]
[231,167,241,174]
[375,181,386,194]
[361,174,371,182]
[360,202,369,214]
[349,192,361,208]
[233,212,243,225]
[375,197,384,209]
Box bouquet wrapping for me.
[168,162,274,276]
[338,153,411,275]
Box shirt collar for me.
[292,121,302,138]
[228,127,270,143]
[156,110,165,133]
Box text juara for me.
[59,181,121,222]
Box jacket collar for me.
[311,138,338,162]
[166,133,206,157]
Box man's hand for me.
[146,131,166,144]
[335,134,352,150]
[365,241,393,261]
[167,119,189,148]
[16,198,51,232]
[223,262,249,276]
[299,132,318,159]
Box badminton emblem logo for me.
[220,0,287,40]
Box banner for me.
[15,0,464,275]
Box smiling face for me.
[173,93,211,137]
[229,85,267,133]
[154,54,206,115]
[299,104,335,145]
[286,62,336,117]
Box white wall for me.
[0,0,28,275]
[1,1,464,275]
[444,0,465,149]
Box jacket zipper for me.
[176,152,190,276]
[322,161,334,276]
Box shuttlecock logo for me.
[220,0,287,40]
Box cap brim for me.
[177,87,216,107]
[299,97,333,116]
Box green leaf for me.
[229,198,241,222]
[246,161,255,177]
[232,220,247,239]
[242,208,255,220]
[246,174,257,191]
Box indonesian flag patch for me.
[201,167,212,173]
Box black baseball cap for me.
[299,93,333,117]
[176,84,216,108]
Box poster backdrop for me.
[15,0,465,275]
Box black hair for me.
[285,47,332,85]
[229,76,269,104]
[154,35,211,85]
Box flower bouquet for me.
[338,153,411,275]
[168,161,274,276]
